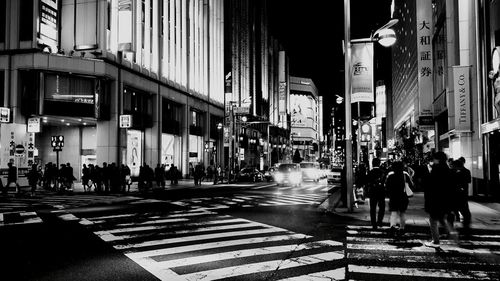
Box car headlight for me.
[274,172,284,182]
[290,172,302,183]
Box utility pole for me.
[344,0,354,212]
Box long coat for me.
[425,163,454,217]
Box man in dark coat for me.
[425,152,457,248]
[7,162,19,194]
[366,158,386,229]
[452,158,472,234]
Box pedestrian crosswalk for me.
[0,194,140,211]
[171,193,327,210]
[250,182,332,193]
[0,211,43,226]
[76,209,345,280]
[0,194,142,226]
[345,225,500,280]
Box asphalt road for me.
[1,180,500,280]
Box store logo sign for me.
[0,107,10,123]
[120,115,132,128]
[27,118,41,133]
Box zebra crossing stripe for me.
[106,218,250,234]
[126,233,311,259]
[347,236,500,247]
[277,268,345,281]
[348,265,495,279]
[114,216,232,227]
[347,242,500,255]
[348,252,500,267]
[154,240,341,268]
[114,227,287,250]
[306,185,327,191]
[180,252,344,281]
[274,195,319,204]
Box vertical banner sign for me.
[375,85,387,125]
[453,66,471,132]
[351,43,374,103]
[416,0,433,117]
[278,51,287,115]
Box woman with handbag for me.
[385,161,414,237]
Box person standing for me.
[66,163,74,191]
[102,162,110,193]
[7,162,19,195]
[27,164,39,197]
[452,158,472,235]
[425,152,457,248]
[385,161,413,236]
[169,165,179,185]
[154,164,164,188]
[366,158,386,229]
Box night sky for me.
[268,0,393,130]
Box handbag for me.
[404,182,413,198]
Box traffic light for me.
[204,141,209,152]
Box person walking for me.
[27,164,40,197]
[102,162,110,193]
[385,161,413,236]
[452,158,472,235]
[366,158,386,229]
[425,152,457,248]
[82,164,90,192]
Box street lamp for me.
[344,0,398,212]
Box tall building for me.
[476,0,500,198]
[224,0,290,169]
[0,0,224,179]
[290,76,320,162]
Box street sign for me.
[0,107,10,123]
[27,117,41,133]
[15,144,25,155]
[239,148,245,160]
[233,106,250,115]
[51,135,64,150]
[119,115,132,128]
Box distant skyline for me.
[268,0,393,130]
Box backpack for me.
[366,168,385,197]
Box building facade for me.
[478,0,500,199]
[290,76,320,162]
[224,0,290,170]
[0,0,225,179]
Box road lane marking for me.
[126,233,311,259]
[156,240,341,268]
[277,268,345,281]
[181,252,344,281]
[348,265,495,279]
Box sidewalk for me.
[319,191,500,230]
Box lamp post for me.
[344,0,398,212]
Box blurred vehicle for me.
[274,163,302,186]
[327,166,343,185]
[300,162,320,182]
[237,167,264,182]
[263,167,276,182]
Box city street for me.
[1,180,500,280]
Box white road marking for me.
[277,268,345,281]
[114,227,287,250]
[348,265,495,279]
[181,252,344,281]
[126,233,311,259]
[157,240,341,268]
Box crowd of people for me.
[358,152,472,248]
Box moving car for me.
[274,163,302,186]
[263,167,276,182]
[237,167,264,182]
[327,166,343,185]
[300,162,321,182]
